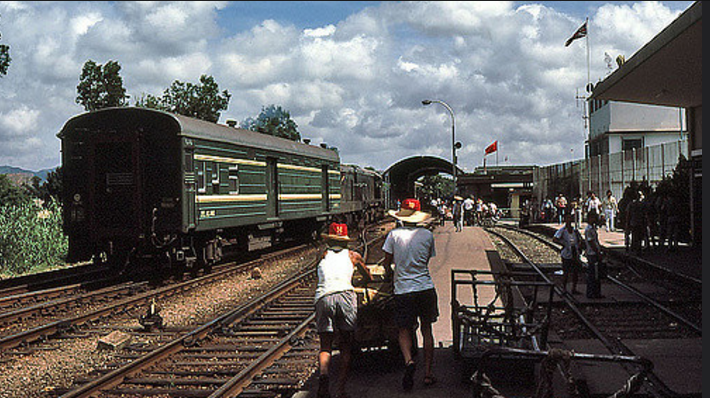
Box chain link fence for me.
[533,140,687,203]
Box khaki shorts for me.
[315,290,358,333]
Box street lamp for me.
[422,99,458,194]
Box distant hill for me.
[0,165,58,184]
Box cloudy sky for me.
[0,1,693,173]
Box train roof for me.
[59,107,340,163]
[340,164,383,178]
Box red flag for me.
[565,21,587,47]
[484,141,498,155]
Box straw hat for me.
[453,196,464,201]
[388,198,431,224]
[321,222,353,246]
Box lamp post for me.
[422,99,458,194]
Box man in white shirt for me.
[462,196,475,226]
[382,199,438,391]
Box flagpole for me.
[585,17,591,148]
[586,17,590,92]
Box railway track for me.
[484,225,701,397]
[0,263,113,299]
[0,244,317,352]
[54,268,319,398]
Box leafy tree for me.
[242,105,300,141]
[135,75,231,123]
[0,16,10,77]
[134,93,162,109]
[24,167,62,205]
[418,174,454,199]
[76,60,129,111]
[0,174,31,207]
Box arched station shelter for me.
[383,156,463,209]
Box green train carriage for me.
[59,107,358,272]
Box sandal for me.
[423,375,438,386]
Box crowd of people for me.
[428,196,501,231]
[534,187,681,255]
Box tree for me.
[0,15,10,76]
[418,174,454,199]
[135,75,231,123]
[242,105,301,141]
[0,174,31,207]
[24,167,62,205]
[76,60,129,111]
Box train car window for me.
[211,162,220,194]
[184,152,194,172]
[197,161,206,194]
[228,165,239,194]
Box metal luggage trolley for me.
[451,269,555,360]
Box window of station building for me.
[228,165,240,194]
[622,138,643,151]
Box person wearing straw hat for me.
[382,199,438,391]
[315,222,372,398]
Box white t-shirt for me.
[382,227,436,295]
[463,198,474,211]
[314,249,355,302]
[554,226,581,260]
[587,197,602,213]
[584,225,600,256]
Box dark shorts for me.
[315,290,358,333]
[561,257,582,272]
[394,288,439,329]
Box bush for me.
[0,199,68,276]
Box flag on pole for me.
[565,21,587,47]
[484,140,498,155]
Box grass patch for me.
[0,200,69,277]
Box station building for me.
[589,1,702,243]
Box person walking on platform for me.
[584,210,604,298]
[585,191,602,219]
[555,193,567,224]
[315,223,372,398]
[602,190,618,232]
[453,196,463,232]
[382,199,439,392]
[553,213,584,295]
[462,196,474,226]
[626,191,647,255]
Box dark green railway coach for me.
[59,107,347,271]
